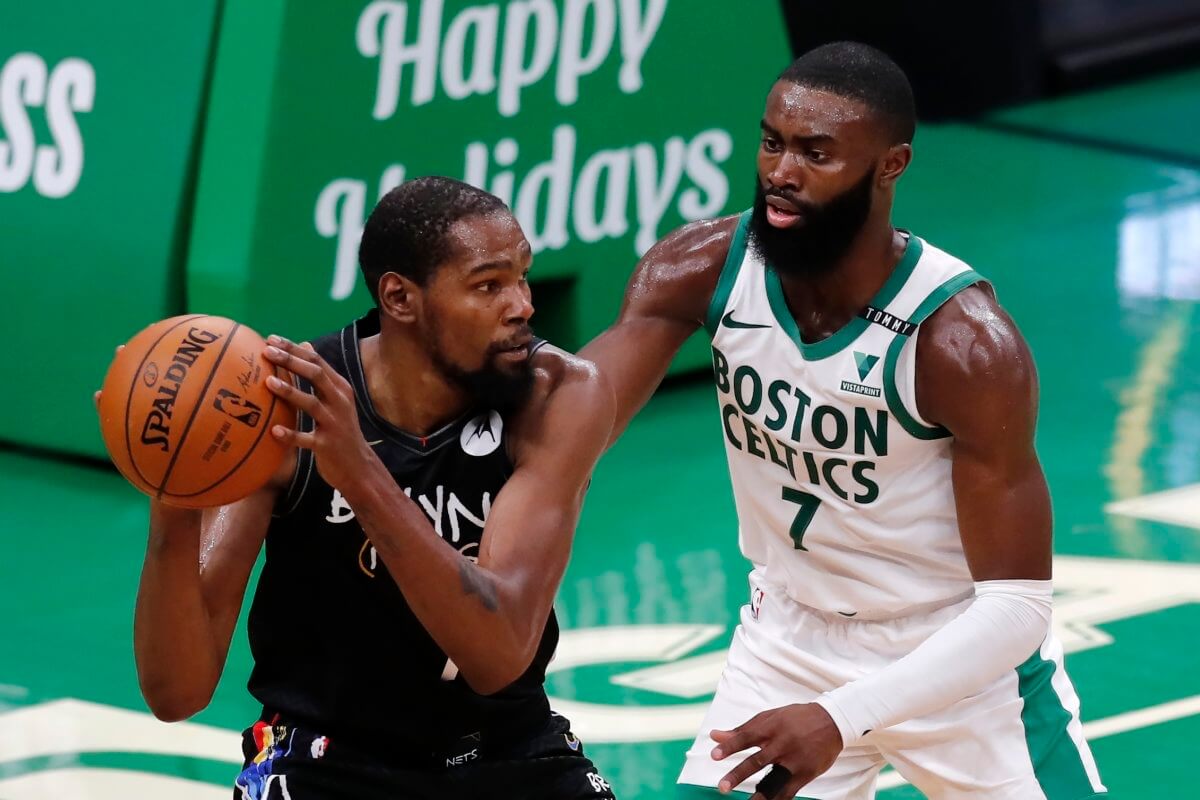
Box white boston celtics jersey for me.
[706,212,987,618]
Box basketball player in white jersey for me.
[582,43,1106,800]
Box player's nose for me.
[505,283,533,325]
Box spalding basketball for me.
[97,315,294,508]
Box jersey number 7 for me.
[782,487,821,551]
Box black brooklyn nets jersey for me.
[245,310,558,759]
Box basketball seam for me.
[121,314,208,491]
[157,323,242,499]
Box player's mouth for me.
[765,195,804,229]
[494,336,532,363]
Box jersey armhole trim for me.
[883,269,986,440]
[703,210,752,336]
[274,399,316,518]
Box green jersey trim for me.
[1016,650,1105,799]
[764,234,924,361]
[704,211,753,336]
[883,269,985,440]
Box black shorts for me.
[232,712,616,800]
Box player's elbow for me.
[138,676,214,722]
[142,691,210,722]
[462,641,538,696]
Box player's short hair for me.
[358,176,508,302]
[778,42,916,145]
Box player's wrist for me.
[813,692,860,748]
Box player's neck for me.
[776,222,906,344]
[359,333,473,436]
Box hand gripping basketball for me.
[262,336,379,497]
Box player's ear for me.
[878,143,912,187]
[378,272,420,324]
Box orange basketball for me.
[97,315,294,508]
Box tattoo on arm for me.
[458,559,499,612]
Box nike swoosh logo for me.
[721,310,771,329]
[837,611,858,617]
[367,439,384,446]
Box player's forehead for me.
[442,211,532,275]
[763,81,876,144]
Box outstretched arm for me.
[264,339,614,695]
[580,215,735,443]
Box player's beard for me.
[428,322,535,417]
[748,166,876,277]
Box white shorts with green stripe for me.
[677,576,1106,799]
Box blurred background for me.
[2,1,1199,797]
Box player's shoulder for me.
[624,213,741,324]
[528,343,607,401]
[914,256,1037,429]
[635,214,740,287]
[516,345,614,431]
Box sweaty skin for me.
[580,81,1050,798]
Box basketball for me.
[97,315,294,508]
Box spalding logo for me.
[139,327,222,452]
[460,411,502,457]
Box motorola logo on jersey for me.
[461,410,503,456]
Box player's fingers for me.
[93,390,101,410]
[266,336,347,400]
[711,719,761,759]
[266,375,321,416]
[270,423,315,450]
[718,748,770,794]
[264,343,321,381]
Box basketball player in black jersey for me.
[123,177,617,799]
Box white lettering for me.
[417,484,446,536]
[34,57,93,198]
[515,124,574,250]
[498,0,558,117]
[557,0,616,106]
[318,126,735,289]
[315,166,404,300]
[357,0,443,119]
[315,178,367,301]
[442,4,499,99]
[632,135,687,253]
[679,128,732,219]
[487,137,519,206]
[0,53,45,193]
[616,0,668,94]
[574,147,631,243]
[447,491,491,543]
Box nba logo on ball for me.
[750,587,765,620]
[461,411,502,457]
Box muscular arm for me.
[814,285,1054,744]
[923,285,1052,580]
[580,216,735,443]
[330,352,615,695]
[133,456,292,721]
